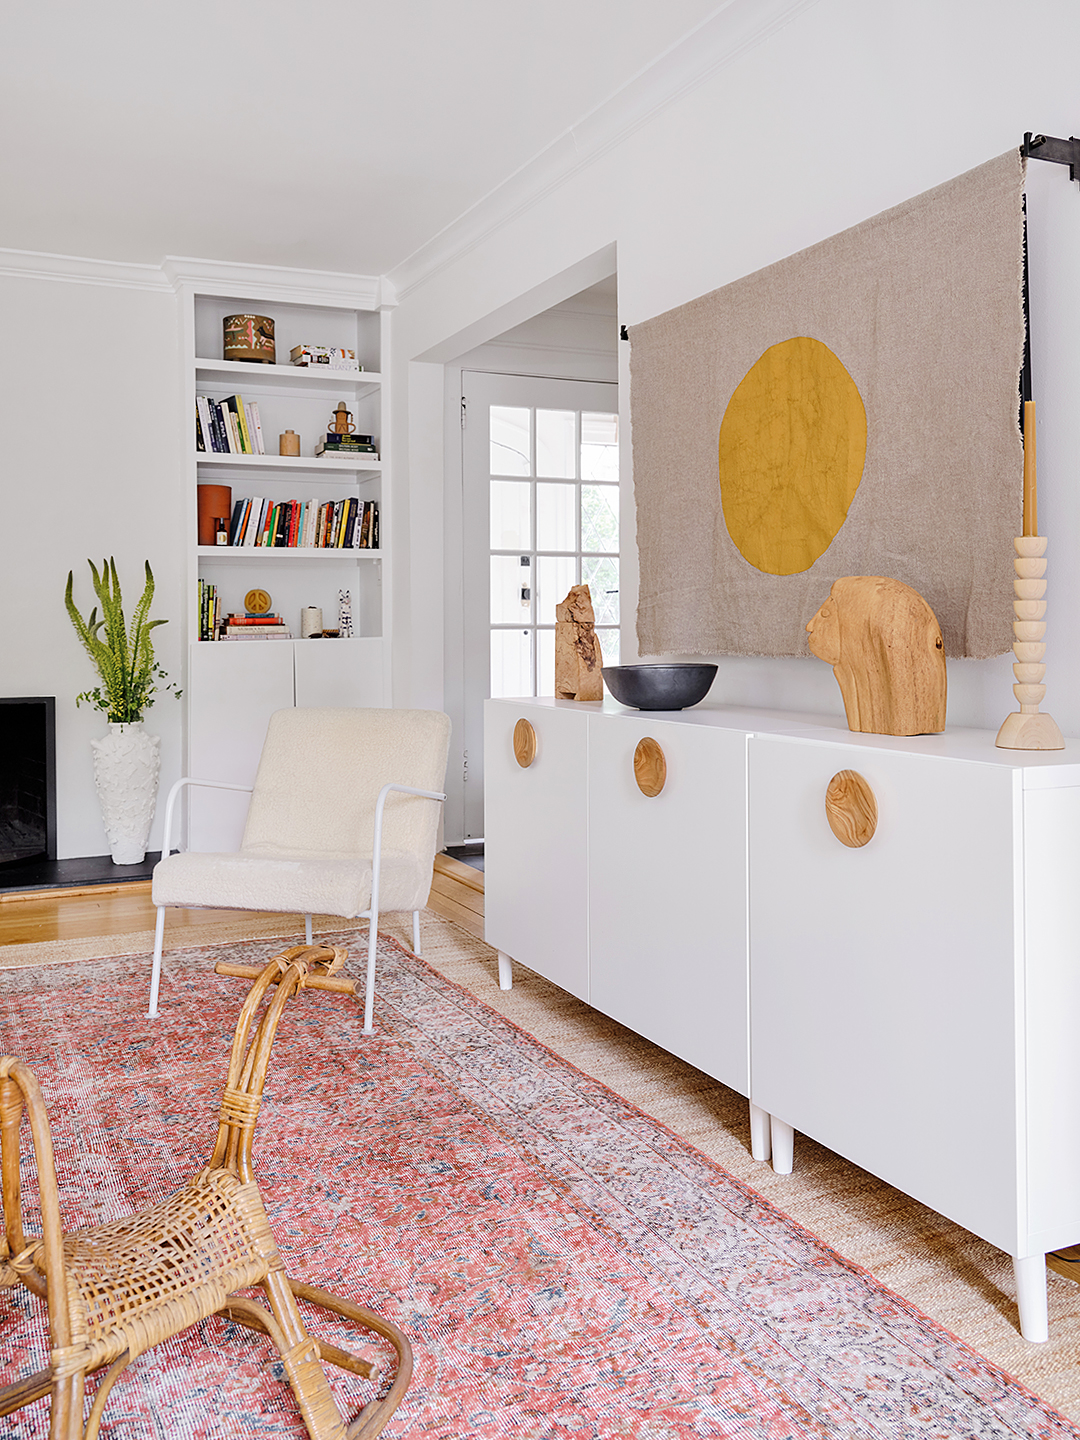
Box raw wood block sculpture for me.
[806,575,946,736]
[555,584,603,701]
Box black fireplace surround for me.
[0,697,56,868]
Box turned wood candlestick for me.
[997,401,1064,750]
[995,535,1064,749]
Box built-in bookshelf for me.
[174,268,392,847]
[186,286,388,651]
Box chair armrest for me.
[160,776,254,857]
[370,784,446,911]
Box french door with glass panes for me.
[460,371,620,839]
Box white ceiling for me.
[2,1,726,276]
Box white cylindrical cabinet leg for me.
[749,1102,772,1162]
[1013,1254,1049,1343]
[770,1117,795,1175]
[497,951,514,990]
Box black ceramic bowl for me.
[601,663,718,711]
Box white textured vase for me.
[91,722,161,865]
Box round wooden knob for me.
[825,770,877,847]
[634,737,666,797]
[513,719,537,768]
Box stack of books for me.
[221,614,293,641]
[227,496,379,549]
[196,395,266,454]
[315,432,378,458]
[197,580,221,641]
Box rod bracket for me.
[1023,132,1080,185]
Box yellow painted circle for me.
[719,337,866,576]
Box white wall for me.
[388,0,1080,736]
[0,269,184,858]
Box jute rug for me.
[0,926,1078,1438]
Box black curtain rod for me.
[1023,132,1080,183]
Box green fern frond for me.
[65,559,178,723]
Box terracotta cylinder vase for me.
[197,485,232,546]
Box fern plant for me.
[65,559,180,723]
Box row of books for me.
[197,584,297,641]
[226,496,379,550]
[197,580,222,642]
[196,394,266,454]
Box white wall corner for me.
[386,0,822,301]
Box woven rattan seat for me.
[0,945,412,1440]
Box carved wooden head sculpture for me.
[806,575,946,736]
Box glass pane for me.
[536,555,576,626]
[582,412,618,446]
[581,411,619,482]
[581,485,619,554]
[536,628,555,697]
[490,629,533,698]
[536,482,575,552]
[490,406,531,476]
[491,554,531,624]
[581,556,619,625]
[490,480,531,549]
[597,627,620,665]
[536,409,576,478]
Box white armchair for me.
[150,707,450,1029]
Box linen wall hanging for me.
[629,150,1026,659]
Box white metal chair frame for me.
[150,777,445,1031]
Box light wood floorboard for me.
[0,858,485,947]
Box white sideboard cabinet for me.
[484,702,590,1001]
[586,712,748,1093]
[484,695,1080,1342]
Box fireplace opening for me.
[0,698,57,868]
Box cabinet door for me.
[749,736,1020,1253]
[187,642,295,851]
[294,637,384,708]
[484,702,589,1001]
[588,717,748,1092]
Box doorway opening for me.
[443,274,619,844]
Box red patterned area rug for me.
[0,932,1076,1440]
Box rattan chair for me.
[0,945,412,1440]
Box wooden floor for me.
[0,852,484,947]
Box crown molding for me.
[0,247,171,291]
[388,0,821,302]
[162,255,390,310]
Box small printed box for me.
[290,345,361,371]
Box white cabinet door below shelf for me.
[187,642,295,851]
[587,715,748,1093]
[749,735,1021,1255]
[484,702,589,1002]
[294,637,384,708]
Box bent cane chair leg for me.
[290,1279,414,1440]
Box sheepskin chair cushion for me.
[152,707,451,917]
